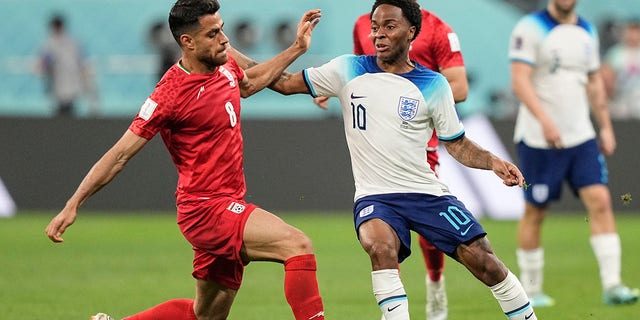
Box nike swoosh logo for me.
[525,312,534,319]
[387,304,401,312]
[460,223,474,236]
[350,92,366,99]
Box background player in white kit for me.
[509,0,639,307]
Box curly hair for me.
[370,0,422,41]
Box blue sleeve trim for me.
[302,69,317,98]
[438,131,465,142]
[510,58,535,67]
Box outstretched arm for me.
[443,136,524,187]
[228,46,306,96]
[239,9,321,98]
[45,130,148,243]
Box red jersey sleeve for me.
[129,66,182,140]
[406,10,465,71]
[425,11,464,70]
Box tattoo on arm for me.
[444,137,493,170]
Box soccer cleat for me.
[90,313,115,320]
[529,293,555,308]
[603,285,639,305]
[426,276,448,320]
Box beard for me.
[199,50,228,72]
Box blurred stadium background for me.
[2,0,640,118]
[1,0,640,214]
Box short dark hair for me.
[168,0,221,44]
[50,14,65,30]
[371,0,422,41]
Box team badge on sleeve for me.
[447,33,461,52]
[139,98,158,121]
[398,96,419,121]
[514,36,523,50]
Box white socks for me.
[590,233,622,290]
[518,233,623,293]
[516,248,544,295]
[490,271,537,320]
[372,269,409,320]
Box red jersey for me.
[129,57,246,204]
[352,9,465,170]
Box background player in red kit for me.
[352,2,468,319]
[45,1,324,320]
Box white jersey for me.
[509,10,600,148]
[303,55,464,201]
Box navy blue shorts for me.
[517,139,608,206]
[353,193,486,262]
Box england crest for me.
[398,96,419,121]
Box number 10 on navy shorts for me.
[353,193,486,262]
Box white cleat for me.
[426,276,448,320]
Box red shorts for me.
[177,196,257,290]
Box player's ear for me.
[407,25,416,41]
[180,33,195,50]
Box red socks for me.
[418,236,445,281]
[284,254,325,320]
[123,298,197,320]
[123,255,324,320]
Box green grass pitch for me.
[1,211,639,319]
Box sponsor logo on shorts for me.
[460,223,474,236]
[227,202,246,214]
[359,205,375,218]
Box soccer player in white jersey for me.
[509,0,639,307]
[261,0,538,319]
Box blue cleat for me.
[603,285,639,306]
[529,293,555,307]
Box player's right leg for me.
[358,218,410,320]
[241,207,325,320]
[516,202,554,307]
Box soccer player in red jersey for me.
[45,1,325,320]
[353,2,468,319]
